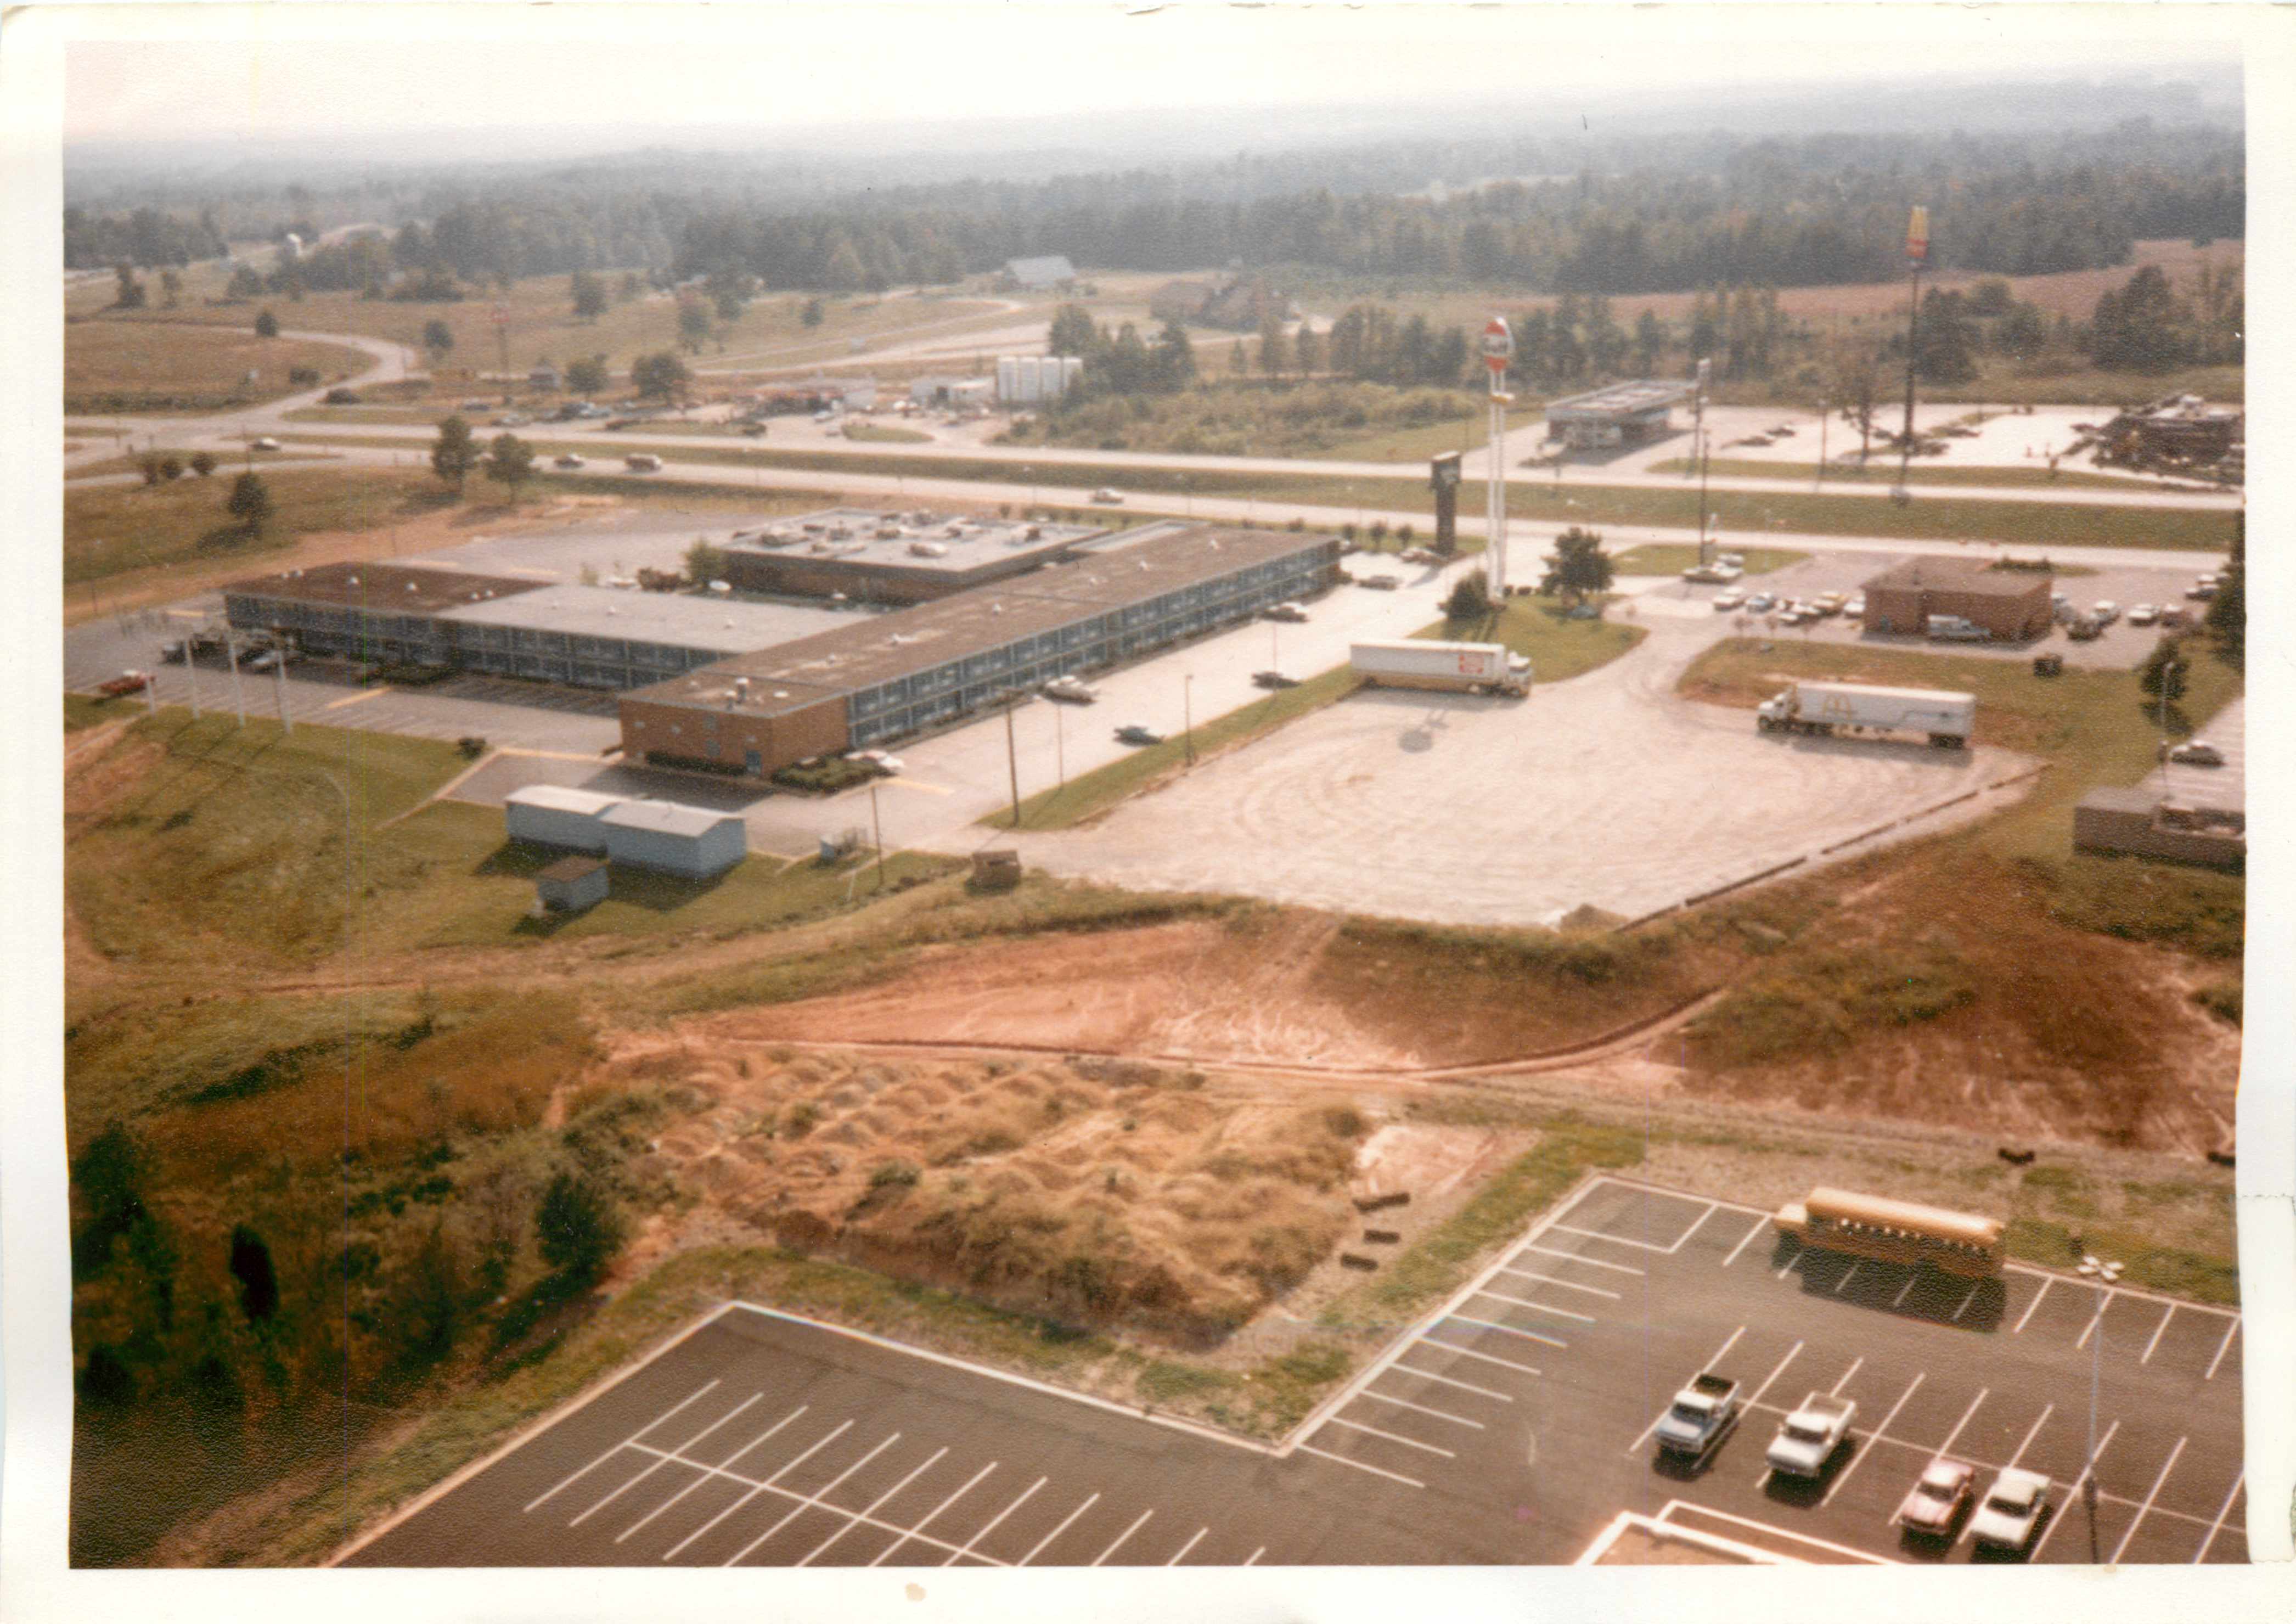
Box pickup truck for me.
[1653,1372,1741,1463]
[1765,1392,1857,1478]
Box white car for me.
[1090,487,1124,505]
[553,453,586,469]
[1969,1468,2051,1553]
[1844,594,1866,617]
[251,436,282,452]
[2127,603,2160,626]
[2090,601,2120,625]
[1713,589,1746,611]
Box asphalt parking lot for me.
[336,1175,2244,1567]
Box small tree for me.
[138,456,165,487]
[631,350,689,403]
[226,471,274,537]
[113,263,146,309]
[253,307,279,339]
[684,539,727,583]
[1442,569,1493,623]
[570,269,607,322]
[485,432,536,501]
[1539,525,1614,607]
[618,270,642,302]
[159,267,183,308]
[421,319,454,366]
[677,297,711,352]
[227,263,263,300]
[159,454,184,482]
[800,296,825,328]
[2207,513,2244,661]
[189,451,216,477]
[2137,634,2190,716]
[429,414,479,491]
[535,1170,624,1286]
[564,354,608,396]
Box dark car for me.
[322,387,362,406]
[1359,573,1401,591]
[1113,724,1166,746]
[1251,670,1300,689]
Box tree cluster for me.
[1045,304,1195,400]
[2087,262,2244,372]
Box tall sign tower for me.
[1898,205,1929,493]
[1479,316,1514,594]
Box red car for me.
[1894,1458,1976,1539]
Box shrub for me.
[534,1170,625,1285]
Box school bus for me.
[1772,1187,2005,1278]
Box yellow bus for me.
[1772,1187,2005,1278]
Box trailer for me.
[1350,639,1527,698]
[1755,679,1973,749]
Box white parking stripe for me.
[1391,1363,1513,1402]
[710,1431,901,1560]
[799,1446,949,1566]
[610,1407,797,1544]
[1522,1244,1644,1276]
[2193,1470,2244,1563]
[1164,1527,1208,1566]
[1668,1202,1718,1251]
[700,1419,858,1565]
[1320,1417,1456,1459]
[2110,1436,2187,1565]
[1417,1337,1541,1378]
[1293,1443,1424,1490]
[1015,1493,1100,1567]
[522,1381,721,1512]
[2028,1420,2118,1563]
[1091,1508,1154,1566]
[2012,1276,2053,1334]
[1473,1286,1595,1323]
[1624,1325,1744,1458]
[1822,1373,1923,1505]
[1495,1266,1620,1299]
[1445,1312,1566,1349]
[1934,1389,1989,1461]
[866,1462,997,1567]
[1547,1222,1674,1254]
[941,1476,1045,1568]
[1773,1239,1804,1280]
[1744,1340,1805,1408]
[2140,1302,2177,1365]
[1359,1390,1485,1429]
[1245,1546,1266,1566]
[1828,1356,1864,1395]
[1892,1272,1918,1309]
[2006,1404,2055,1468]
[1951,1279,1982,1322]
[2076,1299,2108,1350]
[574,1393,767,1527]
[1722,1215,1769,1268]
[2204,1317,2239,1380]
[1832,1260,1862,1296]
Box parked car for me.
[1113,723,1166,746]
[2090,601,2120,624]
[1764,1393,1857,1479]
[1927,615,1988,642]
[624,453,663,472]
[553,453,586,469]
[1089,487,1124,504]
[1712,589,1746,611]
[1681,564,1742,585]
[322,387,362,406]
[1039,675,1096,704]
[2067,616,2103,642]
[251,436,281,452]
[1843,594,1866,618]
[1260,601,1311,622]
[1969,1468,2051,1555]
[1251,670,1300,689]
[1359,573,1401,591]
[2186,576,2220,600]
[1744,593,1777,614]
[492,413,530,427]
[95,671,149,698]
[2159,606,2189,628]
[2162,739,2226,766]
[2128,603,2161,626]
[848,749,904,775]
[1894,1459,1977,1540]
[242,650,280,673]
[459,398,494,412]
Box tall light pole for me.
[1182,674,1195,767]
[1816,397,1828,488]
[1695,356,1713,567]
[1479,316,1513,596]
[868,778,886,890]
[2077,1252,2124,1562]
[1898,205,1929,495]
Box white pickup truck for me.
[1765,1392,1857,1478]
[1653,1372,1741,1463]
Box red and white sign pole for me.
[1481,317,1514,595]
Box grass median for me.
[1611,544,1809,576]
[1416,595,1648,682]
[1646,456,2143,492]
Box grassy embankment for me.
[64,319,371,414]
[1416,595,1647,679]
[1647,456,2153,493]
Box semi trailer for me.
[1755,680,1974,749]
[1350,639,1528,697]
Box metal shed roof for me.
[505,785,626,816]
[599,801,745,838]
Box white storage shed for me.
[599,800,748,879]
[504,785,626,853]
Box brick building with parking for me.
[1859,556,2053,642]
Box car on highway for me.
[1090,487,1124,504]
[322,387,362,406]
[2090,600,2120,624]
[1113,723,1166,746]
[251,436,282,451]
[492,413,531,427]
[459,398,494,412]
[1260,601,1310,622]
[1744,593,1777,614]
[1251,670,1301,689]
[1893,1459,1976,1540]
[2128,603,2161,625]
[1712,589,1746,611]
[624,453,663,473]
[553,453,586,469]
[1039,675,1096,704]
[1358,573,1401,591]
[2161,739,2226,766]
[1969,1467,2051,1555]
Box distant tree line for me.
[64,205,229,269]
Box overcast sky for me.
[63,3,2246,145]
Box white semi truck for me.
[1351,639,1529,698]
[1755,680,1974,749]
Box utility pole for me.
[1004,693,1022,829]
[222,623,246,726]
[1816,398,1828,488]
[1696,356,1713,567]
[273,645,292,734]
[1054,704,1066,793]
[1479,316,1513,595]
[1183,675,1195,767]
[2077,1254,2123,1561]
[868,779,885,890]
[1899,205,1929,493]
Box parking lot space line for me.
[1744,1339,1805,1409]
[323,687,389,710]
[2192,1471,2243,1563]
[1320,1417,1456,1459]
[1494,1266,1619,1299]
[866,1462,997,1567]
[2012,1276,2053,1334]
[1821,1373,1923,1507]
[1417,1336,1540,1378]
[2204,1317,2239,1380]
[1391,1363,1512,1402]
[521,1381,721,1513]
[1445,1313,1566,1350]
[2076,1300,2108,1351]
[2140,1302,2177,1365]
[2006,1404,2055,1468]
[1090,1508,1154,1566]
[1165,1527,1208,1565]
[576,1393,766,1529]
[1627,1323,1751,1459]
[2027,1420,2118,1563]
[1244,1546,1265,1566]
[1772,1239,1804,1280]
[1015,1492,1100,1567]
[1832,1260,1862,1296]
[1721,1215,1769,1268]
[666,1418,854,1563]
[2109,1436,2187,1565]
[1293,1443,1424,1491]
[1934,1388,1989,1462]
[1828,1356,1864,1395]
[1547,1222,1676,1255]
[1951,1279,1982,1322]
[1667,1203,1719,1252]
[1359,1390,1485,1430]
[711,1432,901,1560]
[939,1476,1045,1569]
[798,1446,949,1567]
[1521,1244,1643,1277]
[1891,1273,1919,1310]
[1472,1286,1595,1324]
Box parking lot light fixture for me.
[1183,674,1195,768]
[2076,1253,2124,1560]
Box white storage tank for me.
[997,356,1022,404]
[504,784,626,853]
[599,800,748,879]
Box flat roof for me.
[437,583,852,653]
[224,560,551,614]
[630,524,1332,716]
[2078,785,2164,814]
[724,506,1104,577]
[601,801,744,837]
[506,785,626,816]
[1547,379,1695,419]
[1862,556,2050,598]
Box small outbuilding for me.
[504,784,626,853]
[600,800,748,878]
[2073,786,2244,870]
[1860,556,2052,642]
[1001,255,1077,291]
[533,855,610,914]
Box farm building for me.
[533,856,610,914]
[1000,255,1076,290]
[600,801,748,878]
[1544,380,1696,449]
[1860,557,2053,642]
[504,785,625,853]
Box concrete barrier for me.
[1683,854,1807,909]
[1363,1228,1402,1245]
[1352,1192,1410,1214]
[1339,1254,1379,1272]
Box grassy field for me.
[64,465,455,587]
[1416,596,1648,682]
[1611,544,1808,576]
[1646,457,2144,492]
[842,422,933,445]
[65,319,370,414]
[1313,407,1544,463]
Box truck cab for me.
[1765,1393,1856,1478]
[1654,1372,1740,1463]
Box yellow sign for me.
[1906,205,1930,262]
